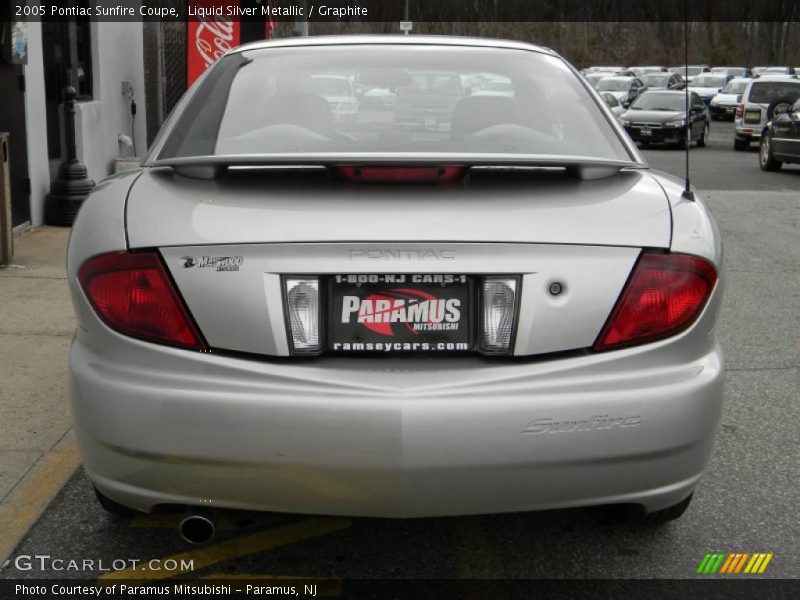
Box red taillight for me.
[735,103,744,119]
[332,166,465,184]
[594,253,717,351]
[77,251,205,350]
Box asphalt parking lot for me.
[1,121,798,584]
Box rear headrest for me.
[260,93,336,137]
[451,96,521,139]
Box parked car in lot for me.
[599,91,625,116]
[759,97,800,170]
[710,66,753,78]
[584,72,608,89]
[67,36,723,530]
[669,65,710,83]
[360,86,397,109]
[585,65,626,74]
[309,75,359,122]
[596,76,646,107]
[709,77,751,120]
[394,70,466,131]
[689,73,735,106]
[761,67,797,77]
[629,66,667,77]
[734,76,800,150]
[620,89,710,148]
[640,72,685,90]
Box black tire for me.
[733,136,749,151]
[627,494,693,525]
[759,131,782,171]
[94,486,140,517]
[697,122,709,147]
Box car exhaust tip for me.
[179,510,217,545]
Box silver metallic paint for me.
[66,37,724,518]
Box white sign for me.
[400,21,413,32]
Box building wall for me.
[73,22,148,186]
[22,23,50,227]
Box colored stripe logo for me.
[697,552,774,574]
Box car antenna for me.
[682,1,695,201]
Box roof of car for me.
[639,89,689,95]
[232,35,554,57]
[752,75,800,82]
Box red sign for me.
[187,1,241,87]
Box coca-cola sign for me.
[187,1,241,86]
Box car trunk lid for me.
[125,166,671,248]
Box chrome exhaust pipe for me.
[179,508,217,545]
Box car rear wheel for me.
[733,136,749,151]
[626,494,693,525]
[697,122,709,147]
[759,132,782,171]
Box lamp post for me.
[45,86,95,226]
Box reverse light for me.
[480,277,518,354]
[283,277,320,353]
[77,251,205,350]
[734,103,744,119]
[594,253,717,351]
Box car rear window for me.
[692,75,726,88]
[748,81,800,103]
[722,80,749,94]
[642,74,671,86]
[157,45,631,162]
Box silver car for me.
[734,76,800,150]
[67,37,724,531]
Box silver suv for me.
[734,76,800,150]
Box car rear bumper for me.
[735,125,762,139]
[625,127,685,144]
[709,105,737,118]
[70,308,725,518]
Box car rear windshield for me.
[629,93,685,111]
[156,45,631,162]
[642,74,671,86]
[722,80,749,94]
[748,81,800,103]
[691,75,726,88]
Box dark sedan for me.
[619,90,709,148]
[759,97,800,170]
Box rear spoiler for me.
[147,153,645,182]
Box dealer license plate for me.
[328,274,473,353]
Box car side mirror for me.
[622,100,631,108]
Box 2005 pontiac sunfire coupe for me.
[67,36,724,528]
